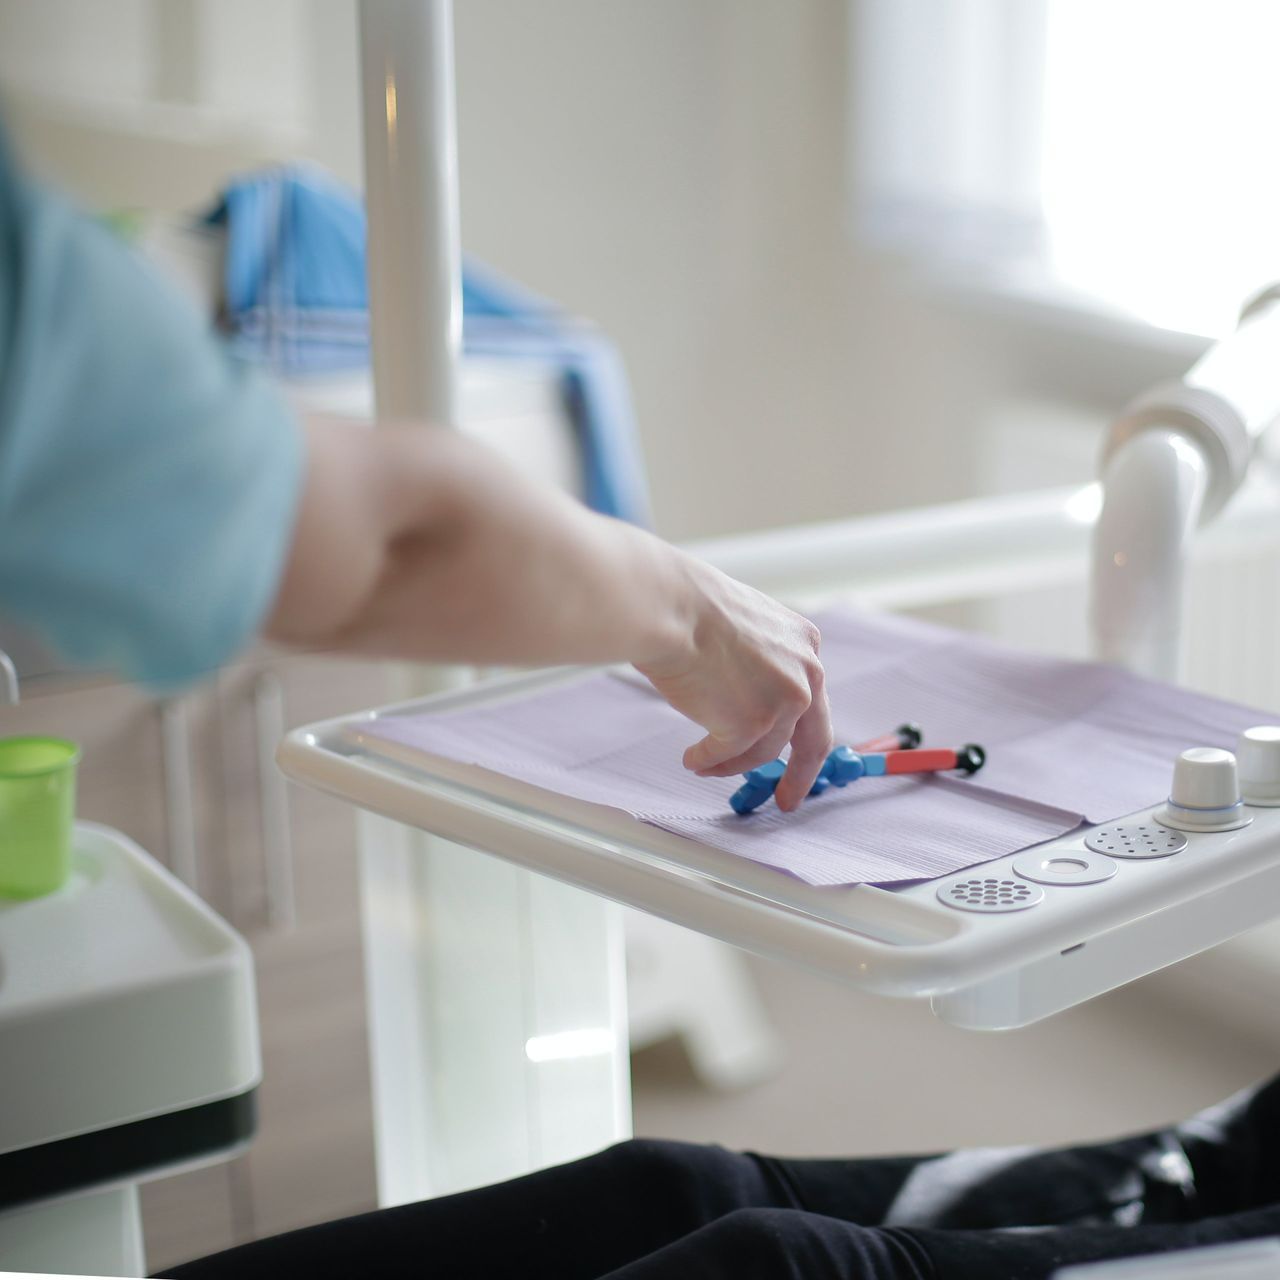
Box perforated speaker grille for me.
[936,876,1044,913]
[1084,823,1187,859]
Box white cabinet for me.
[0,656,390,1271]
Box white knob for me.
[1171,747,1240,808]
[1236,726,1280,806]
[1156,747,1252,833]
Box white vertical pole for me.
[355,0,629,1208]
[0,649,17,706]
[359,0,461,427]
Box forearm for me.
[268,417,832,808]
[267,419,696,668]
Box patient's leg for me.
[905,1199,1280,1279]
[774,1132,1197,1232]
[157,1138,822,1280]
[150,1131,1186,1280]
[1174,1071,1280,1215]
[593,1201,1280,1280]
[599,1100,1280,1280]
[159,1075,1280,1278]
[596,1207,931,1280]
[770,1072,1280,1234]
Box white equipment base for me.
[0,823,261,1275]
[356,808,630,1204]
[280,669,1280,1032]
[0,1186,144,1278]
[0,824,260,1158]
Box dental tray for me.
[278,667,1280,1029]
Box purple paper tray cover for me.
[361,610,1271,887]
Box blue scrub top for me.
[0,133,303,688]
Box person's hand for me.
[634,559,833,811]
[270,424,830,808]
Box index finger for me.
[774,687,834,811]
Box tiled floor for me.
[631,947,1278,1161]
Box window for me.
[854,0,1280,338]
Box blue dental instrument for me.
[729,723,932,815]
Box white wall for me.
[0,0,309,123]
[0,0,1173,541]
[456,1,1004,538]
[312,0,1019,538]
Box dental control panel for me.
[925,725,1280,918]
[883,726,1280,1027]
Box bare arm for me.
[267,419,832,809]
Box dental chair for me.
[275,10,1280,1280]
[6,4,1280,1277]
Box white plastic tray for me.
[0,823,260,1155]
[279,668,1280,1028]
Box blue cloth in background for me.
[209,167,652,525]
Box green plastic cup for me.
[0,736,81,899]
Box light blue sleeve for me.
[0,136,304,688]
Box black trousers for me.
[160,1073,1280,1279]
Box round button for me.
[1237,726,1280,807]
[1085,823,1187,859]
[935,875,1044,913]
[1156,747,1252,833]
[1012,849,1117,886]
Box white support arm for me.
[1090,432,1210,680]
[688,485,1100,608]
[1092,293,1280,679]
